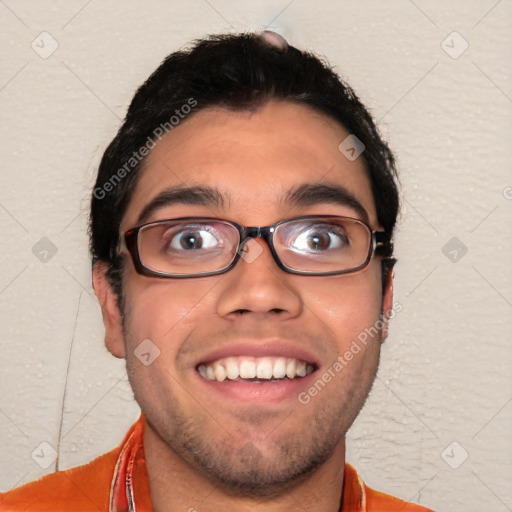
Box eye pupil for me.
[307,232,329,250]
[180,232,202,249]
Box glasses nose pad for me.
[237,237,265,264]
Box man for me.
[1,31,435,511]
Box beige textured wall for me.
[1,1,511,511]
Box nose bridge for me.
[241,225,277,262]
[216,224,302,319]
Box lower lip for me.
[194,369,317,404]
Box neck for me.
[144,422,346,512]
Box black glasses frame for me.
[122,215,393,279]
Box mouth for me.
[193,341,320,403]
[197,356,316,383]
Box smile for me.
[197,356,316,382]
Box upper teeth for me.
[198,356,314,382]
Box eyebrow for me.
[285,183,369,223]
[136,186,226,224]
[135,183,369,226]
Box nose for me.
[215,238,303,319]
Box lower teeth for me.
[198,373,304,382]
[234,376,299,382]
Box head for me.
[90,32,399,496]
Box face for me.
[95,100,393,496]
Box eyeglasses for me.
[121,215,392,278]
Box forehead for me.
[122,100,377,229]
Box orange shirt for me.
[0,414,435,511]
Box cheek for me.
[122,275,216,354]
[304,266,383,345]
[122,278,213,408]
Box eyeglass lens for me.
[136,218,372,275]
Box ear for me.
[380,266,394,342]
[92,261,126,359]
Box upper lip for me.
[195,340,320,368]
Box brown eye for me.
[175,231,206,250]
[306,231,330,250]
[290,225,349,252]
[165,226,220,251]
